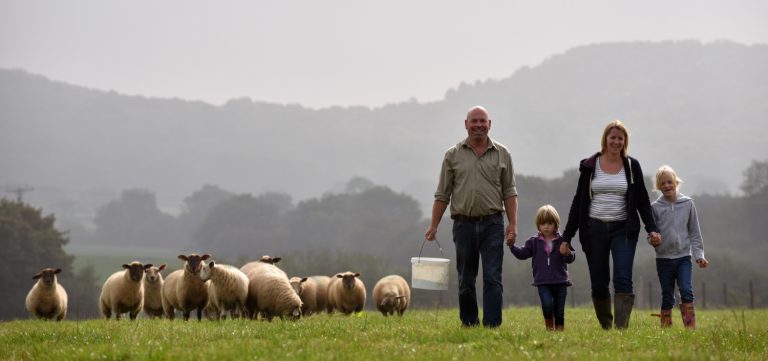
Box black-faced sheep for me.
[142,264,166,319]
[162,253,211,321]
[100,261,153,320]
[240,255,283,276]
[200,260,249,320]
[328,272,366,315]
[289,276,318,316]
[25,268,68,321]
[372,275,410,317]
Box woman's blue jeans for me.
[452,213,504,327]
[656,256,694,310]
[584,219,637,299]
[538,283,568,326]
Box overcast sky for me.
[1,0,766,108]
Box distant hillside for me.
[2,40,767,213]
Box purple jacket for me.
[509,233,575,286]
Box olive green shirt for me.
[435,138,517,217]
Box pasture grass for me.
[2,307,766,360]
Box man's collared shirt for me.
[434,137,517,217]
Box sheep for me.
[328,271,366,315]
[25,268,68,321]
[240,255,283,276]
[99,261,152,320]
[325,273,342,313]
[142,264,166,319]
[251,270,303,321]
[162,253,211,321]
[372,275,410,317]
[242,261,288,319]
[200,260,249,320]
[310,275,331,314]
[289,276,318,316]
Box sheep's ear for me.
[178,255,188,261]
[354,272,361,278]
[272,257,281,264]
[158,264,166,271]
[54,268,62,274]
[201,254,211,261]
[122,264,130,269]
[144,263,153,269]
[336,274,343,278]
[209,261,215,268]
[33,272,42,280]
[300,277,308,283]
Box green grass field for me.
[2,308,766,361]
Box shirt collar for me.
[461,137,498,151]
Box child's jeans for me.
[656,256,694,310]
[537,283,568,326]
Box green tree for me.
[93,189,183,247]
[741,159,768,197]
[0,199,99,319]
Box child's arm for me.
[688,201,707,268]
[510,238,534,260]
[560,242,576,264]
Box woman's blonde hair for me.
[535,204,561,231]
[655,165,683,191]
[601,119,629,158]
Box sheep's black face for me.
[186,255,203,274]
[128,264,145,282]
[341,275,356,290]
[33,268,60,286]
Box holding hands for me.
[559,242,571,256]
[648,231,662,247]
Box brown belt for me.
[451,212,502,222]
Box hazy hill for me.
[2,40,767,214]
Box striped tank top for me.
[589,156,627,221]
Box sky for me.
[1,0,767,108]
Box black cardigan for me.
[562,152,658,250]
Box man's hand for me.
[425,225,437,241]
[505,224,517,246]
[559,242,571,256]
[696,258,709,268]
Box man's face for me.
[465,109,491,141]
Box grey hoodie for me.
[651,193,705,260]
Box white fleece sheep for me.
[142,264,166,319]
[100,261,152,320]
[310,275,331,314]
[242,261,288,319]
[25,268,68,321]
[252,270,303,321]
[289,276,318,316]
[200,260,249,320]
[162,253,211,321]
[372,275,410,317]
[328,271,366,315]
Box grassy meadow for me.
[2,307,766,361]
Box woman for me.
[562,120,661,329]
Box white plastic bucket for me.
[411,256,450,290]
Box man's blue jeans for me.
[537,283,568,326]
[452,213,504,327]
[584,219,637,299]
[656,256,693,310]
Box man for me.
[425,106,518,328]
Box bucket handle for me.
[416,239,444,264]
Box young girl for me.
[509,204,575,331]
[651,165,708,329]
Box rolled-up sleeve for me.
[434,152,453,203]
[502,153,518,199]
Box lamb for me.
[100,261,152,320]
[142,264,166,319]
[372,275,410,317]
[25,268,68,321]
[200,260,249,320]
[328,271,366,315]
[289,276,318,316]
[251,270,303,321]
[310,275,331,314]
[162,253,211,321]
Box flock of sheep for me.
[25,253,411,321]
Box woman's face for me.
[604,128,625,157]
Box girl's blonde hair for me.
[601,120,629,158]
[535,204,561,231]
[655,165,684,190]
